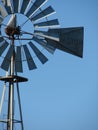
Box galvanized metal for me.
[44,27,84,57]
[48,27,84,57]
[23,45,37,70]
[0,37,4,42]
[26,0,48,17]
[13,0,19,13]
[0,41,9,56]
[7,38,14,130]
[33,36,56,54]
[1,45,14,71]
[0,15,3,24]
[29,41,48,64]
[3,0,12,14]
[0,82,6,114]
[16,81,24,130]
[34,30,59,42]
[15,46,23,73]
[31,6,55,22]
[34,19,59,28]
[20,0,30,14]
[0,3,8,17]
[0,73,27,130]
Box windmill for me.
[0,0,84,130]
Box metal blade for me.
[15,46,23,73]
[34,30,59,41]
[3,0,13,14]
[13,0,19,13]
[29,42,48,64]
[31,6,55,22]
[0,15,3,24]
[10,0,14,13]
[0,37,4,43]
[23,45,37,70]
[48,27,84,57]
[0,3,8,17]
[20,0,30,14]
[4,6,12,14]
[26,0,48,17]
[0,28,1,35]
[1,45,14,71]
[34,19,59,28]
[33,36,56,54]
[0,41,9,56]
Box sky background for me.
[0,0,98,130]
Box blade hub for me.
[1,14,34,45]
[5,26,20,36]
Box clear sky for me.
[0,0,98,130]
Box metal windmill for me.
[0,0,84,130]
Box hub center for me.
[5,26,21,36]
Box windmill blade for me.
[13,0,20,13]
[0,82,6,114]
[31,6,55,22]
[4,6,12,14]
[46,27,84,57]
[2,0,13,14]
[0,37,4,43]
[28,42,48,64]
[9,0,14,13]
[1,45,14,71]
[26,0,48,17]
[34,19,59,28]
[0,2,8,18]
[0,41,9,56]
[0,28,1,35]
[15,46,23,73]
[23,45,37,70]
[20,0,30,14]
[34,30,59,42]
[33,36,56,54]
[0,15,3,24]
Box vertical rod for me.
[7,38,15,130]
[0,82,6,114]
[16,81,24,130]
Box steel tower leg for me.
[7,38,14,130]
[0,75,28,130]
[7,82,14,130]
[7,38,24,130]
[0,75,27,130]
[7,81,24,130]
[16,81,24,130]
[0,15,28,129]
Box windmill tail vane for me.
[0,0,84,130]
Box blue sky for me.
[0,0,98,130]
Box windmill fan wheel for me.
[0,0,84,73]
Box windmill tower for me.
[0,0,84,130]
